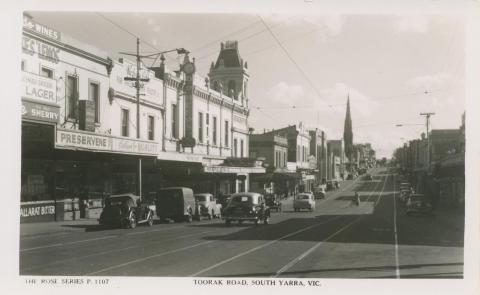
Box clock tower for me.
[208,40,249,107]
[181,53,196,149]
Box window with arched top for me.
[228,80,236,99]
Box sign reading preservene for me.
[55,128,159,156]
[22,71,57,103]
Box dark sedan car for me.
[223,192,270,225]
[99,194,154,229]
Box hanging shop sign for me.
[22,99,60,123]
[55,128,159,156]
[22,71,57,103]
[23,16,61,41]
[22,36,61,64]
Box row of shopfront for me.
[21,120,263,223]
[20,14,265,223]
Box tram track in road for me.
[190,171,387,277]
[21,170,384,277]
[272,173,388,278]
[21,230,214,273]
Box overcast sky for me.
[28,12,465,158]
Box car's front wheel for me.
[147,212,154,226]
[263,216,270,225]
[127,212,137,229]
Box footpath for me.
[20,218,99,238]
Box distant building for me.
[309,128,328,183]
[327,139,345,180]
[249,132,298,196]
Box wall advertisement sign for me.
[22,36,61,64]
[20,201,56,223]
[23,16,61,41]
[22,71,57,103]
[22,99,60,123]
[112,60,162,102]
[55,128,159,156]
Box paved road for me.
[20,168,464,278]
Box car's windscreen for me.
[298,195,310,200]
[230,195,253,205]
[195,195,207,202]
[106,196,133,207]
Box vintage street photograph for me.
[18,8,468,280]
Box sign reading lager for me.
[22,71,57,103]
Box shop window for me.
[121,109,129,137]
[240,139,244,158]
[66,75,78,120]
[198,112,203,143]
[206,113,209,142]
[225,121,229,147]
[40,67,53,78]
[89,82,100,123]
[171,104,178,139]
[234,138,238,157]
[148,115,155,140]
[213,116,217,145]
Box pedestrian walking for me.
[353,191,360,206]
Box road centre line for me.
[86,240,214,275]
[21,230,213,272]
[188,172,373,276]
[393,174,401,279]
[20,235,118,252]
[273,171,389,277]
[191,212,351,277]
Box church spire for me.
[343,94,353,162]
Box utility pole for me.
[123,38,150,199]
[420,112,435,169]
[120,41,188,198]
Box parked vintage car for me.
[265,194,282,212]
[405,194,433,216]
[294,193,316,212]
[99,194,154,229]
[399,188,413,204]
[364,174,373,181]
[155,187,199,222]
[326,180,335,191]
[313,186,326,199]
[223,192,270,225]
[194,193,222,219]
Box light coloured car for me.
[194,193,222,219]
[294,193,316,212]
